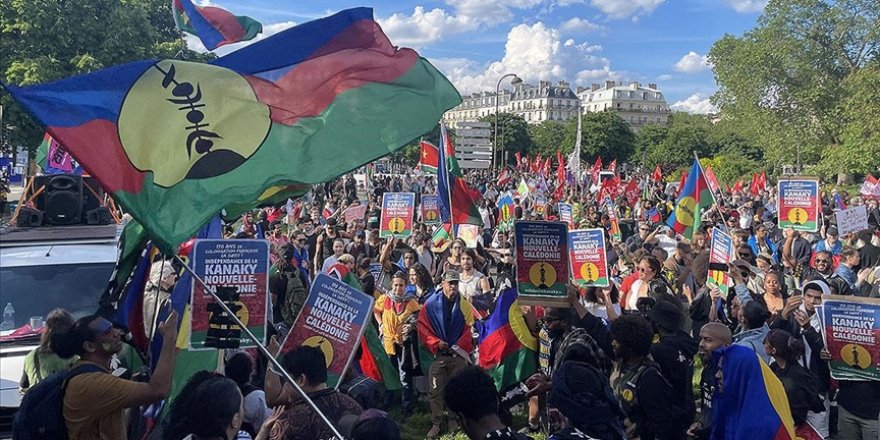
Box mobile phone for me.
[709,262,729,272]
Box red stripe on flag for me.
[478,324,524,368]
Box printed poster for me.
[190,239,269,351]
[421,194,441,225]
[777,179,820,232]
[457,223,481,248]
[343,203,367,224]
[379,192,415,238]
[706,229,734,296]
[497,192,515,226]
[558,203,574,229]
[534,195,547,216]
[514,221,569,305]
[836,205,868,237]
[568,228,608,288]
[278,273,375,387]
[820,296,880,381]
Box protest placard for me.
[558,203,574,229]
[836,205,868,237]
[457,223,481,248]
[343,203,367,224]
[421,194,441,224]
[190,239,268,351]
[568,228,608,288]
[278,273,375,387]
[534,195,547,216]
[514,221,569,305]
[497,192,515,227]
[820,295,880,381]
[379,192,415,238]
[707,228,734,296]
[777,179,820,232]
[602,196,621,242]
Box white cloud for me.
[560,17,605,34]
[658,74,673,81]
[671,93,717,114]
[673,51,712,73]
[589,0,665,19]
[378,7,478,47]
[727,0,768,13]
[446,0,544,26]
[431,22,618,94]
[184,21,297,56]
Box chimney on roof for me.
[629,81,639,89]
[558,80,569,88]
[605,80,615,89]
[577,86,586,94]
[591,83,600,92]
[648,83,657,90]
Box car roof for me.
[0,224,120,268]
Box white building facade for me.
[577,81,670,130]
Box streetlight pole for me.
[494,73,521,170]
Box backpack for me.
[13,363,105,440]
[281,270,308,326]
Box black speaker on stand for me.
[44,174,83,225]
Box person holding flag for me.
[667,159,715,240]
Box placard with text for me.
[820,296,880,381]
[707,229,734,296]
[778,179,820,232]
[568,228,608,288]
[421,194,441,224]
[190,239,268,351]
[514,221,569,305]
[379,192,415,238]
[558,203,574,229]
[278,273,375,387]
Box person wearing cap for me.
[345,230,367,261]
[771,279,832,437]
[417,269,475,438]
[813,226,843,256]
[646,300,698,439]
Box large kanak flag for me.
[3,8,461,251]
[437,123,483,226]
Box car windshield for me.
[0,263,115,341]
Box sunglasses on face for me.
[637,267,652,272]
[815,259,830,264]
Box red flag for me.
[759,171,767,191]
[608,159,617,174]
[677,170,688,197]
[590,157,602,184]
[532,154,542,174]
[418,140,439,173]
[543,157,551,176]
[497,168,511,187]
[652,165,663,182]
[515,151,522,170]
[556,150,564,170]
[732,179,743,193]
[704,165,721,194]
[750,173,760,196]
[624,178,640,207]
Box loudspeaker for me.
[44,174,83,225]
[85,207,112,225]
[17,207,44,227]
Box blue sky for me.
[190,0,768,113]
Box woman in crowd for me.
[407,262,436,303]
[764,329,825,439]
[20,308,77,391]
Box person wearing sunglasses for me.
[53,313,179,440]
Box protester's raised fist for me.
[157,310,179,340]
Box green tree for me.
[561,110,635,163]
[634,123,668,166]
[528,120,567,156]
[0,0,213,156]
[700,155,760,187]
[642,112,715,170]
[478,112,534,163]
[708,0,879,182]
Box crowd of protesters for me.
[17,162,880,440]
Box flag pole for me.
[693,151,733,232]
[173,254,345,440]
[440,123,455,235]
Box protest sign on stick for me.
[558,203,574,229]
[190,239,268,351]
[514,221,569,306]
[707,228,734,296]
[421,194,441,224]
[278,273,375,387]
[343,204,367,224]
[602,196,621,242]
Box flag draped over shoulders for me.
[3,7,461,251]
[710,345,797,440]
[478,285,538,390]
[417,292,474,374]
